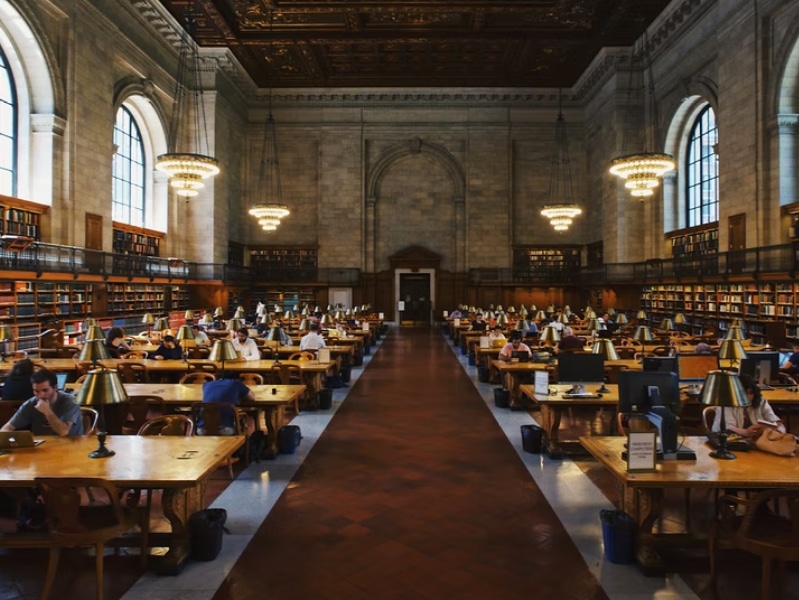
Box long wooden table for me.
[66,383,305,456]
[520,384,619,457]
[0,435,243,574]
[580,435,799,575]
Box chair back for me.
[191,402,241,436]
[179,372,216,384]
[80,406,99,435]
[122,351,148,360]
[260,347,274,360]
[702,406,717,433]
[271,364,301,385]
[137,414,194,436]
[121,395,164,435]
[116,362,147,384]
[0,400,23,426]
[288,351,316,361]
[239,372,264,386]
[187,362,219,375]
[35,477,130,540]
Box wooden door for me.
[728,214,745,274]
[85,213,103,272]
[399,273,431,326]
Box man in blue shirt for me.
[199,371,255,435]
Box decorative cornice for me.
[772,114,799,135]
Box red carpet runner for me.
[213,328,609,600]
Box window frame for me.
[112,104,146,228]
[0,43,17,197]
[685,105,719,228]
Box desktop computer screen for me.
[676,354,717,383]
[557,353,606,388]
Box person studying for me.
[498,332,532,362]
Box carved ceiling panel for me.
[156,0,671,88]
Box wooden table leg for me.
[540,405,564,458]
[154,480,207,575]
[631,487,668,576]
[506,373,521,408]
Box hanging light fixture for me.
[155,9,219,197]
[609,34,675,199]
[249,9,289,230]
[541,92,582,232]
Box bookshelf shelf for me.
[112,222,163,257]
[0,195,46,240]
[513,246,581,283]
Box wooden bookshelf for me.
[512,246,581,283]
[105,283,164,315]
[0,195,47,239]
[228,242,244,268]
[668,224,719,257]
[112,222,163,257]
[250,246,318,269]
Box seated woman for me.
[712,375,785,438]
[104,326,131,358]
[1,358,34,401]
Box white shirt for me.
[300,331,327,351]
[194,330,210,347]
[232,337,261,361]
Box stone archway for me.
[365,138,465,273]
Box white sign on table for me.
[626,431,657,472]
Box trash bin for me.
[317,388,333,410]
[468,354,476,366]
[477,366,490,383]
[279,425,302,455]
[600,509,636,564]
[520,424,544,453]
[493,388,509,408]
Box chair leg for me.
[38,546,61,600]
[140,490,152,568]
[761,557,771,600]
[95,541,104,600]
[684,488,691,532]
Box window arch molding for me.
[112,78,169,233]
[771,17,799,209]
[662,82,719,234]
[0,0,62,205]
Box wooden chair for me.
[137,414,194,437]
[74,374,89,384]
[709,489,799,600]
[35,477,149,599]
[239,372,264,386]
[288,351,316,361]
[122,350,148,360]
[116,362,147,384]
[187,347,209,360]
[75,361,94,377]
[190,402,248,478]
[120,396,164,435]
[260,347,274,360]
[80,407,99,435]
[178,372,216,384]
[703,406,718,433]
[271,364,302,413]
[187,362,219,376]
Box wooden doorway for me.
[399,273,431,326]
[85,213,103,271]
[728,213,746,274]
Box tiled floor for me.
[0,328,795,599]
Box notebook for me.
[0,431,43,449]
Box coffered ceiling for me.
[156,0,671,88]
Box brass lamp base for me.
[709,430,736,460]
[88,432,115,459]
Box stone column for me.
[454,196,465,272]
[365,196,376,273]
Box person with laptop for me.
[498,332,532,362]
[782,341,799,375]
[1,369,83,437]
[198,371,255,435]
[299,322,327,351]
[711,375,785,438]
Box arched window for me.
[0,45,16,196]
[112,105,145,227]
[685,106,718,227]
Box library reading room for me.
[1,0,799,599]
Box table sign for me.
[534,371,549,395]
[453,318,460,327]
[398,301,405,311]
[479,336,489,348]
[378,312,384,320]
[317,348,331,364]
[443,310,449,318]
[626,431,657,472]
[362,321,370,331]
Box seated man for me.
[1,369,83,437]
[150,334,183,360]
[191,325,211,347]
[470,313,488,331]
[299,322,327,351]
[498,332,533,361]
[556,326,585,353]
[198,371,255,435]
[782,341,799,374]
[232,327,261,361]
[487,326,506,342]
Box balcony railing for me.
[2,239,796,286]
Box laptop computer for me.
[511,350,531,363]
[56,373,68,390]
[0,431,43,449]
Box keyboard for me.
[562,392,602,399]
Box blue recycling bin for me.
[600,509,636,564]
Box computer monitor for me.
[510,350,530,362]
[597,329,613,339]
[556,353,606,390]
[643,356,678,374]
[676,354,717,383]
[617,370,682,455]
[745,350,781,385]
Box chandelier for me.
[540,95,581,232]
[155,12,219,198]
[249,10,289,232]
[609,35,674,199]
